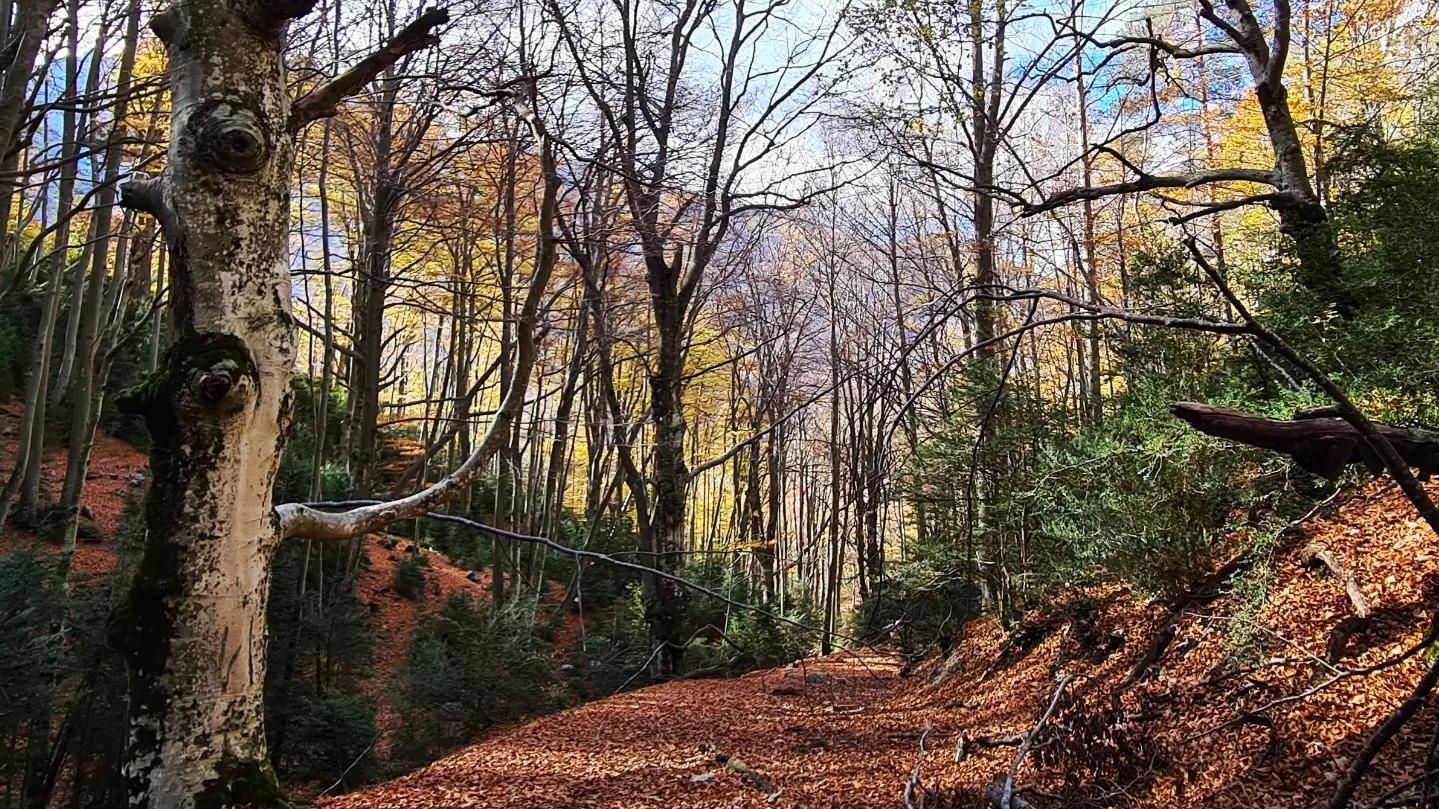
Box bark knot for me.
[187,98,272,174]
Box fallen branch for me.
[1171,402,1439,481]
[997,675,1076,809]
[1303,542,1370,619]
[702,743,781,802]
[1328,652,1439,809]
[954,733,1024,763]
[903,724,934,809]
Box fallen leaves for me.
[324,479,1439,809]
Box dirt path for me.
[321,653,939,809]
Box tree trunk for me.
[58,0,142,550]
[646,266,690,674]
[0,0,83,529]
[0,0,63,244]
[114,0,301,802]
[1172,401,1439,479]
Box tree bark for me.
[1172,401,1439,479]
[114,0,447,803]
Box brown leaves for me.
[313,478,1439,808]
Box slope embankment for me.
[323,480,1439,808]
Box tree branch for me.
[118,174,181,249]
[1022,167,1275,216]
[288,7,450,132]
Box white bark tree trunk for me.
[115,0,298,802]
[116,1,448,805]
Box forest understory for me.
[6,408,1436,809]
[318,479,1439,809]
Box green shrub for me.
[0,290,39,401]
[265,538,375,780]
[278,695,378,787]
[852,561,983,654]
[272,375,350,503]
[395,595,564,763]
[393,555,428,601]
[566,583,653,698]
[724,592,821,670]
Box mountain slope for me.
[322,480,1439,808]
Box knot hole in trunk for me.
[119,333,259,424]
[187,98,272,174]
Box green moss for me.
[118,332,257,419]
[194,757,285,809]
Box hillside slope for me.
[323,480,1439,808]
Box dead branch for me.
[1020,167,1274,217]
[903,724,934,809]
[289,7,450,131]
[1171,401,1439,481]
[1328,653,1439,809]
[955,733,1024,763]
[702,743,781,802]
[1302,542,1371,619]
[997,675,1075,809]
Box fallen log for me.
[1171,402,1439,480]
[954,733,1024,763]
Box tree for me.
[1026,0,1351,311]
[550,0,846,674]
[113,2,462,803]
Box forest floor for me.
[3,406,1437,807]
[0,405,581,765]
[0,403,146,580]
[323,481,1439,809]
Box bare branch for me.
[1022,167,1275,216]
[288,7,450,132]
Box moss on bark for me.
[114,332,272,808]
[195,758,285,809]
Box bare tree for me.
[548,0,847,673]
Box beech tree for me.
[103,0,559,802]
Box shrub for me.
[393,555,428,601]
[724,594,821,670]
[852,560,983,655]
[566,583,653,698]
[272,375,350,503]
[278,695,378,787]
[0,290,39,402]
[395,595,564,763]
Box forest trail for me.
[324,480,1439,809]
